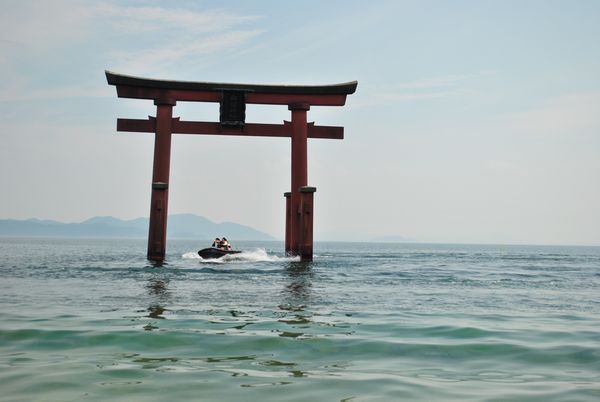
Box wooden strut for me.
[106,71,356,262]
[116,118,344,140]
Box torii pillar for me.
[147,98,175,260]
[287,103,309,256]
[285,104,319,260]
[105,71,357,262]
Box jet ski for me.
[197,247,242,259]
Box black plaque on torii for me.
[219,90,247,128]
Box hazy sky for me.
[1,0,599,245]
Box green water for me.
[1,238,599,401]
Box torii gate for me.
[106,71,357,262]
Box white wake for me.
[182,248,299,263]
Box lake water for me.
[1,238,599,401]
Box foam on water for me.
[182,248,300,263]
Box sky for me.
[1,0,599,245]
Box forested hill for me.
[0,214,276,240]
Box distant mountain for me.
[0,214,276,240]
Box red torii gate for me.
[105,71,357,262]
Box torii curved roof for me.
[105,71,357,95]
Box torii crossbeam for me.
[106,71,357,262]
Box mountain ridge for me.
[0,214,276,240]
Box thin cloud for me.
[0,1,264,101]
[394,71,499,90]
[354,72,488,108]
[0,0,91,49]
[506,91,600,138]
[96,4,260,34]
[0,85,111,103]
[98,4,264,75]
[109,29,263,75]
[378,88,477,103]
